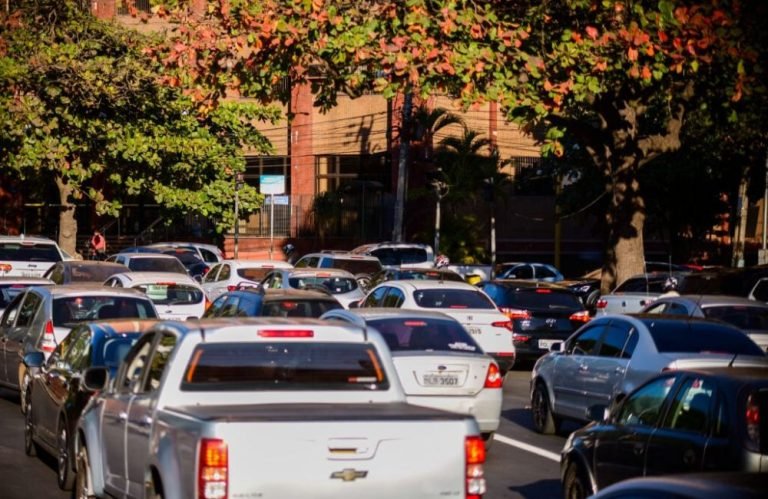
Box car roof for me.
[59,261,128,270]
[676,366,768,382]
[327,308,456,321]
[116,252,180,260]
[287,268,356,277]
[110,271,199,285]
[175,317,369,343]
[0,235,58,244]
[263,289,338,300]
[484,279,572,291]
[304,252,380,261]
[88,319,161,337]
[220,259,293,268]
[383,279,479,291]
[0,276,54,284]
[40,284,149,298]
[675,295,768,308]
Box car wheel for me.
[74,443,96,499]
[23,393,39,457]
[57,422,75,490]
[563,460,591,499]
[531,382,561,435]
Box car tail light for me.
[227,285,237,292]
[258,330,314,338]
[204,297,212,310]
[484,363,503,389]
[202,266,210,275]
[465,436,486,498]
[491,320,513,331]
[500,307,531,320]
[198,438,228,499]
[596,299,607,309]
[569,310,591,323]
[746,393,760,448]
[535,289,552,294]
[0,263,12,272]
[512,333,531,343]
[41,321,56,353]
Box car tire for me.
[563,460,591,499]
[531,382,561,435]
[57,421,75,490]
[74,442,96,499]
[23,393,40,457]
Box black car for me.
[561,367,768,499]
[368,267,465,289]
[478,280,589,363]
[203,288,343,318]
[23,319,157,490]
[117,246,210,280]
[592,472,768,499]
[42,261,129,285]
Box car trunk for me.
[391,351,489,397]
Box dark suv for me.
[478,280,589,363]
[203,288,343,318]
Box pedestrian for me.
[90,229,107,260]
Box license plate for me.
[467,327,482,335]
[538,339,555,350]
[423,374,459,386]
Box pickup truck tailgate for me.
[171,402,473,498]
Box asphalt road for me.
[0,370,569,499]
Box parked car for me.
[23,319,156,490]
[146,241,223,264]
[105,252,187,275]
[0,276,53,316]
[561,367,768,498]
[749,277,768,303]
[351,242,435,269]
[204,288,343,318]
[0,285,158,412]
[321,308,503,440]
[591,472,768,499]
[260,267,365,308]
[641,295,768,352]
[359,280,516,372]
[294,251,383,289]
[153,246,211,280]
[596,272,690,315]
[530,314,767,435]
[0,235,65,277]
[75,318,487,499]
[558,277,602,311]
[42,261,129,285]
[203,259,293,301]
[104,272,207,319]
[477,280,590,363]
[368,267,464,289]
[496,262,564,282]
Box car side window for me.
[118,335,155,393]
[199,249,218,264]
[204,264,220,283]
[46,264,64,285]
[616,375,677,427]
[535,265,556,279]
[661,376,716,435]
[712,393,729,438]
[363,287,389,307]
[63,326,92,371]
[218,265,231,281]
[644,303,667,315]
[511,265,533,279]
[567,324,604,355]
[294,257,309,268]
[1,293,25,328]
[15,292,42,328]
[383,288,405,308]
[220,295,241,317]
[236,294,257,317]
[203,295,227,318]
[665,303,689,316]
[141,333,177,393]
[319,258,334,269]
[598,322,633,358]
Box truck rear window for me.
[0,243,62,262]
[182,342,389,391]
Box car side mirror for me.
[587,404,610,422]
[23,352,45,368]
[549,341,563,353]
[82,367,109,392]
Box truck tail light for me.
[484,363,503,389]
[465,436,486,498]
[596,299,607,309]
[199,438,228,499]
[41,321,56,353]
[746,393,760,449]
[500,308,531,320]
[569,310,591,323]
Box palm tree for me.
[411,106,464,161]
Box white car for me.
[203,259,293,300]
[359,280,516,371]
[105,252,188,275]
[351,242,435,269]
[261,268,366,309]
[104,272,207,319]
[0,235,66,277]
[321,308,503,440]
[146,241,223,264]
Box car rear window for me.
[369,318,481,353]
[322,258,382,275]
[0,242,61,262]
[128,258,186,273]
[703,306,768,331]
[132,283,204,305]
[396,270,464,282]
[181,342,389,391]
[237,268,275,281]
[491,288,583,312]
[69,264,126,282]
[261,298,342,318]
[53,297,158,326]
[412,289,495,309]
[289,276,358,294]
[615,277,666,293]
[646,320,765,355]
[369,248,429,266]
[1,284,38,308]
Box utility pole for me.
[482,177,497,279]
[428,169,449,254]
[234,172,244,259]
[760,151,768,264]
[393,92,413,242]
[554,171,563,270]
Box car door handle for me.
[118,411,128,422]
[615,366,625,374]
[139,416,152,427]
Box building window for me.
[117,0,151,15]
[315,153,390,194]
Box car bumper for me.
[405,391,502,433]
[489,353,516,372]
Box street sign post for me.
[260,175,286,259]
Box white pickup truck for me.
[74,318,487,499]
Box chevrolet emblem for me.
[330,469,368,482]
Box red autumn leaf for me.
[627,47,638,61]
[543,80,554,91]
[641,65,652,80]
[628,65,640,78]
[586,26,598,40]
[572,32,583,43]
[672,38,683,50]
[595,60,608,71]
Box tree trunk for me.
[55,174,78,256]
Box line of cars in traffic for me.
[3,234,768,497]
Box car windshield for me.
[412,289,495,309]
[646,320,765,355]
[0,242,61,262]
[369,248,429,266]
[323,259,381,275]
[132,283,204,305]
[289,276,358,294]
[492,288,583,312]
[128,258,186,273]
[703,306,768,331]
[52,296,157,326]
[181,342,389,391]
[161,250,202,265]
[261,299,342,318]
[369,318,481,353]
[237,268,276,281]
[69,264,125,282]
